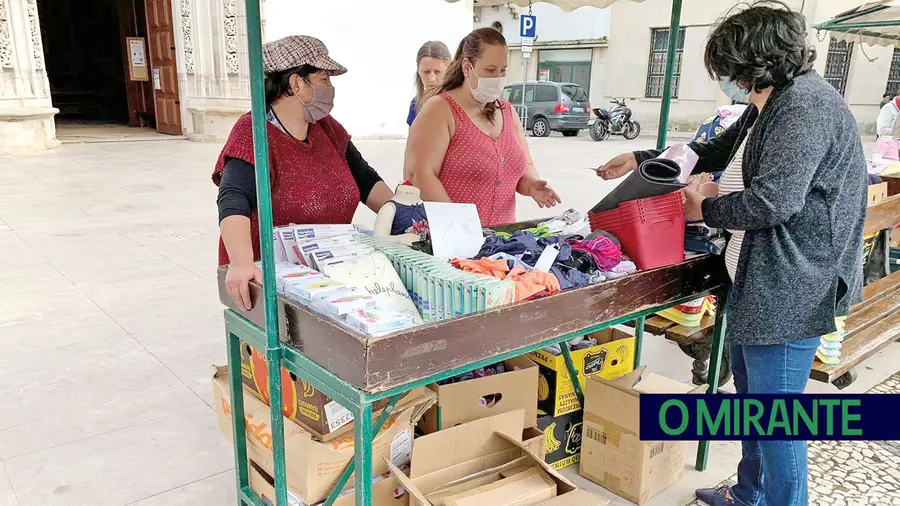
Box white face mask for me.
[718,77,750,103]
[466,61,505,104]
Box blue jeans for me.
[729,336,819,506]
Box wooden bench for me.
[646,194,900,390]
[810,194,900,388]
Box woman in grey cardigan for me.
[598,3,867,506]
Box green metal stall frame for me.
[813,2,900,45]
[225,1,724,506]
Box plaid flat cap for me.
[262,35,347,75]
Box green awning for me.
[814,1,900,48]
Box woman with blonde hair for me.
[407,41,452,127]
[404,28,559,227]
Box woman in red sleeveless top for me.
[214,35,393,310]
[404,28,560,227]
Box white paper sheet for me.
[423,202,485,260]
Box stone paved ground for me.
[0,131,891,506]
[686,373,900,506]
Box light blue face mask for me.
[718,77,750,103]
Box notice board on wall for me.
[127,37,149,81]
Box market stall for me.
[816,1,900,196]
[806,1,900,388]
[222,1,723,506]
[814,0,900,47]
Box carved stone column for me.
[175,0,252,142]
[0,0,59,154]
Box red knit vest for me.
[212,114,360,266]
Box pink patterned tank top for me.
[438,93,527,227]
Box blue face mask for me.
[719,77,750,103]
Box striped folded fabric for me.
[816,316,848,365]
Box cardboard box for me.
[579,367,702,505]
[529,328,635,417]
[212,366,435,505]
[868,182,888,203]
[389,410,609,506]
[419,356,539,434]
[522,427,546,462]
[239,340,424,440]
[537,409,583,471]
[440,466,557,506]
[248,459,407,506]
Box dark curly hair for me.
[264,64,320,105]
[704,1,816,92]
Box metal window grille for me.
[886,48,900,97]
[824,37,853,97]
[645,28,685,99]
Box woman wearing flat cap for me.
[214,35,393,310]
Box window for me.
[534,85,558,102]
[887,47,900,97]
[823,37,853,96]
[645,27,685,99]
[537,61,592,93]
[561,84,588,102]
[506,84,535,104]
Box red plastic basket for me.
[588,192,685,270]
[619,192,683,213]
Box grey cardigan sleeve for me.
[633,106,752,173]
[701,102,829,231]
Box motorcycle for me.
[589,98,641,141]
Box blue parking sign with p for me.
[520,15,536,38]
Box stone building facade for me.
[0,0,255,155]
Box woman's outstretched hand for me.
[529,179,562,208]
[596,152,637,180]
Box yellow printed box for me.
[528,328,635,417]
[537,409,584,471]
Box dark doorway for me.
[39,0,153,125]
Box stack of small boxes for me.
[263,225,418,336]
[369,240,515,322]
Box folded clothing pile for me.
[451,257,561,302]
[476,232,592,290]
[539,336,599,356]
[656,296,716,327]
[684,222,727,256]
[540,208,590,236]
[436,362,507,386]
[816,316,847,365]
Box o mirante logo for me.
[639,394,896,441]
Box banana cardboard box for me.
[528,328,635,417]
[239,340,425,441]
[537,409,584,471]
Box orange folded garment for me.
[505,265,561,301]
[451,258,561,301]
[451,257,510,279]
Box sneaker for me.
[696,484,738,506]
